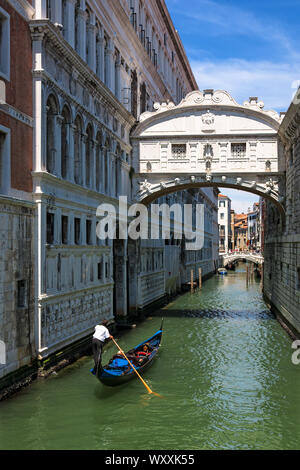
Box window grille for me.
[231,143,246,158]
[171,144,186,158]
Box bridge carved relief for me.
[131,89,286,214]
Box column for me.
[55,115,63,178]
[68,124,76,183]
[105,39,114,91]
[64,0,76,48]
[35,0,47,19]
[91,139,97,191]
[81,132,86,186]
[87,15,97,73]
[76,4,86,61]
[97,30,105,82]
[52,0,62,26]
[115,57,121,100]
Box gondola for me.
[91,320,163,387]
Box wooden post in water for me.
[199,268,202,289]
[191,269,194,294]
[246,266,249,287]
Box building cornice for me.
[155,0,198,91]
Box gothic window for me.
[46,95,58,174]
[172,144,186,158]
[86,10,91,65]
[74,115,83,185]
[85,124,93,188]
[231,143,246,158]
[61,106,70,180]
[131,70,138,119]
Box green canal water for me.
[0,263,299,450]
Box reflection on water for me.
[0,263,299,450]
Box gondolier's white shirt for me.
[93,325,110,342]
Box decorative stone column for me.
[76,5,86,61]
[87,19,97,73]
[96,31,105,82]
[55,114,63,178]
[105,39,114,91]
[115,56,121,100]
[68,123,76,183]
[52,0,62,26]
[91,139,97,191]
[219,142,228,169]
[64,0,76,48]
[82,132,87,187]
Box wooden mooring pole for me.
[191,269,194,294]
[199,268,202,289]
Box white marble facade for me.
[30,0,206,359]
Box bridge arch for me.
[222,253,264,268]
[131,89,286,216]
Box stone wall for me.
[263,97,300,336]
[0,196,34,380]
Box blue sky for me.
[166,0,300,212]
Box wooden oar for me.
[111,337,162,398]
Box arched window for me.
[74,115,83,185]
[85,124,93,188]
[61,106,71,180]
[46,95,58,174]
[96,131,102,191]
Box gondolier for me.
[92,319,113,372]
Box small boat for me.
[218,268,228,275]
[91,321,163,387]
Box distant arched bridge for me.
[222,253,264,267]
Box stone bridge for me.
[222,253,264,267]
[131,89,286,216]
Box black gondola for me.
[91,321,163,387]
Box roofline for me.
[156,0,198,91]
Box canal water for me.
[0,263,299,450]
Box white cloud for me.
[191,58,300,111]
